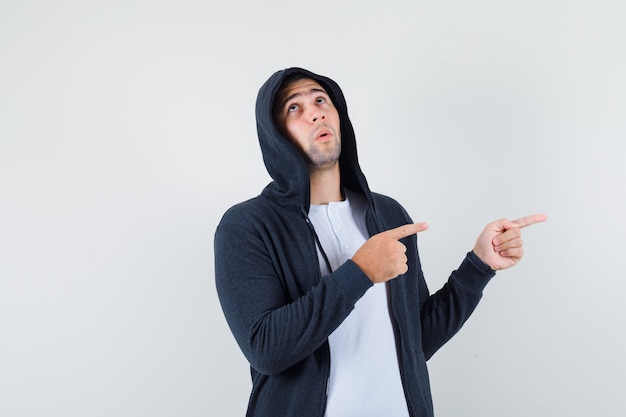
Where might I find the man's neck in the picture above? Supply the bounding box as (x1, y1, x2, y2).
(309, 163, 343, 205)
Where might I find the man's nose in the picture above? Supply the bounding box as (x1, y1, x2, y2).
(310, 110, 325, 123)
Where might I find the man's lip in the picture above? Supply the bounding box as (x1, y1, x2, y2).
(315, 128, 332, 140)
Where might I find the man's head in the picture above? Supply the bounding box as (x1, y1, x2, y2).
(273, 75, 342, 172)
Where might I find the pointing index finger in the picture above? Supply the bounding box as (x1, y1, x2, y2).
(512, 213, 548, 229)
(384, 222, 429, 240)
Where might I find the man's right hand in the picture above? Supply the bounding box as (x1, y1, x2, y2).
(352, 223, 429, 284)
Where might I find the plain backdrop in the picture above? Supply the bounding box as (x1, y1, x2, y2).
(1, 1, 625, 416)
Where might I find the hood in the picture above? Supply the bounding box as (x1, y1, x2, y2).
(256, 67, 372, 212)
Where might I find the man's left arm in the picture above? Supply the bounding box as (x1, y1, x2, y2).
(419, 214, 547, 358)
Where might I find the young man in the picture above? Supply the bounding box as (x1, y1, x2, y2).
(214, 67, 546, 417)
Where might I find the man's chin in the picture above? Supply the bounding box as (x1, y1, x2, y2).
(307, 158, 340, 173)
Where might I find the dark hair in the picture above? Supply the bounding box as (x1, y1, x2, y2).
(279, 72, 312, 89)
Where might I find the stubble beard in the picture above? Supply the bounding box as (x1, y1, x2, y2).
(305, 132, 341, 174)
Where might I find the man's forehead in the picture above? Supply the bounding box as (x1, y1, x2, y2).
(276, 78, 328, 107)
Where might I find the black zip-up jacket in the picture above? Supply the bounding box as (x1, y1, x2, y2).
(214, 67, 495, 417)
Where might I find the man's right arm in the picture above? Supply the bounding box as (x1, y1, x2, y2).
(214, 220, 372, 376)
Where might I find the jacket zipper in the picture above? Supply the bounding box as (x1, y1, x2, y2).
(301, 208, 332, 417)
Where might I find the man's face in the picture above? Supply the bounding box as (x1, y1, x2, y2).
(274, 78, 341, 171)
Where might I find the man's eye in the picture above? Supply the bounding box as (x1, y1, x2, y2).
(287, 104, 298, 112)
(315, 97, 326, 104)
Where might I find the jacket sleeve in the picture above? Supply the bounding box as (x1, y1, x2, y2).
(418, 251, 495, 359)
(214, 218, 373, 376)
(371, 193, 495, 360)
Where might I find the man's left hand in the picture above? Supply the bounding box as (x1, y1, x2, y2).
(472, 214, 547, 271)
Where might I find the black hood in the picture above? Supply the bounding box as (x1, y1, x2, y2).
(256, 67, 372, 212)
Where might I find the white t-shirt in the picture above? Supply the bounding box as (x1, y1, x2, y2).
(308, 191, 410, 417)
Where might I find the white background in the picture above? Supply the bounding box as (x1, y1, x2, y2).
(1, 1, 625, 416)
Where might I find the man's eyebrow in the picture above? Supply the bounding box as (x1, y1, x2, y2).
(280, 88, 329, 109)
